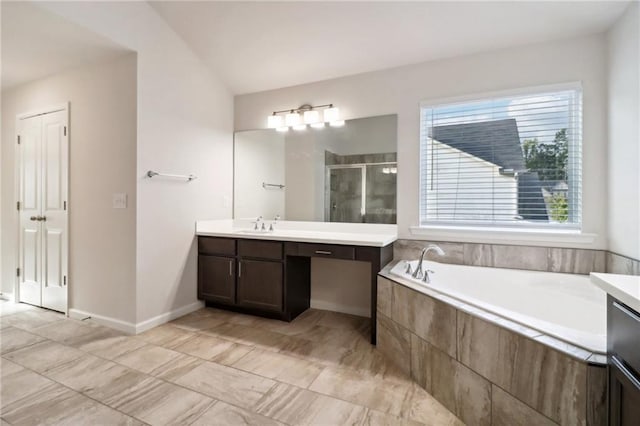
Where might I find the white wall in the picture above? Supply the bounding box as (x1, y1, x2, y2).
(1, 54, 138, 323)
(234, 130, 285, 220)
(40, 2, 234, 327)
(235, 34, 608, 249)
(607, 2, 640, 260)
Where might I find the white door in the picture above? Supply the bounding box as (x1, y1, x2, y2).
(18, 108, 68, 313)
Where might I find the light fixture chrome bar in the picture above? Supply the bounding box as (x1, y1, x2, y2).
(271, 103, 334, 115)
(146, 170, 197, 182)
(262, 182, 285, 189)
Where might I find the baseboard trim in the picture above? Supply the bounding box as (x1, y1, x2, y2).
(135, 301, 205, 334)
(310, 300, 370, 318)
(68, 301, 205, 335)
(68, 308, 137, 334)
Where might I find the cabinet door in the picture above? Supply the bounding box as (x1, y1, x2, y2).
(609, 357, 640, 426)
(237, 259, 283, 312)
(198, 255, 235, 305)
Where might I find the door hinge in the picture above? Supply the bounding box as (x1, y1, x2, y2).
(63, 126, 67, 136)
(16, 268, 20, 277)
(64, 201, 67, 211)
(17, 201, 20, 211)
(63, 275, 67, 286)
(17, 135, 20, 144)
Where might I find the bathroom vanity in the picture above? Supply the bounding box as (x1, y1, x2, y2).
(591, 273, 640, 425)
(196, 220, 396, 344)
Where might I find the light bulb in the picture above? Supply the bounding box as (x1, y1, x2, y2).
(285, 112, 301, 127)
(267, 114, 283, 129)
(329, 120, 345, 127)
(323, 106, 340, 123)
(303, 110, 320, 124)
(293, 124, 307, 131)
(310, 122, 325, 129)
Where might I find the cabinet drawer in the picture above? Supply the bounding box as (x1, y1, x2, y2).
(198, 237, 236, 256)
(608, 296, 640, 375)
(296, 243, 355, 261)
(238, 240, 283, 261)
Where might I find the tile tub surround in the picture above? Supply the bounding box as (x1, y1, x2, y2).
(394, 239, 640, 276)
(377, 275, 607, 426)
(0, 300, 463, 426)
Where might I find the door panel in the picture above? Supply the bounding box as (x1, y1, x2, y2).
(44, 120, 63, 210)
(41, 110, 68, 312)
(19, 115, 42, 307)
(18, 109, 68, 313)
(237, 259, 283, 312)
(198, 255, 236, 305)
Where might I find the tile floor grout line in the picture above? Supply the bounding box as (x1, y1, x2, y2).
(1, 353, 152, 426)
(2, 306, 459, 425)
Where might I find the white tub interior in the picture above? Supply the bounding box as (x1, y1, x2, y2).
(389, 260, 607, 353)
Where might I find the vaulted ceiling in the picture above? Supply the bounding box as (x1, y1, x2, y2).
(150, 1, 630, 95)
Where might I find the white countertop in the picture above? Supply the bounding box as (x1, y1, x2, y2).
(591, 273, 640, 312)
(196, 219, 397, 247)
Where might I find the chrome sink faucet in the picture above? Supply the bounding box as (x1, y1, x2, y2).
(253, 216, 263, 231)
(412, 244, 445, 280)
(269, 215, 280, 231)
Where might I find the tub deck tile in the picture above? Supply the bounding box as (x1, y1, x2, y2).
(457, 311, 587, 425)
(391, 284, 457, 358)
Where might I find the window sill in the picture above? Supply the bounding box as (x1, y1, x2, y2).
(409, 225, 597, 246)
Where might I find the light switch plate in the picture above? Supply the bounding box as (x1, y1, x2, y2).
(112, 193, 127, 209)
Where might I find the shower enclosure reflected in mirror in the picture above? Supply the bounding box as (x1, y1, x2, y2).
(234, 114, 397, 224)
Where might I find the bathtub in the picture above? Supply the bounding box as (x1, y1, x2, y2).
(389, 259, 607, 354)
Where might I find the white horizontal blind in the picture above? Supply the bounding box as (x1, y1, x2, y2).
(420, 88, 582, 229)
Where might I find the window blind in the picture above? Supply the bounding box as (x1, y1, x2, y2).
(419, 88, 582, 229)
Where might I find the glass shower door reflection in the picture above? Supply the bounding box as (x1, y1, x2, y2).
(327, 166, 364, 223)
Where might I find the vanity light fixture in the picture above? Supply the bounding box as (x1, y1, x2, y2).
(266, 103, 342, 130)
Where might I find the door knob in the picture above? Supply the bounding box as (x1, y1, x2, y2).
(39, 216, 47, 222)
(30, 216, 37, 221)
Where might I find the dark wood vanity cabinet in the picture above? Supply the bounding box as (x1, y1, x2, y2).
(198, 255, 236, 305)
(607, 295, 640, 426)
(197, 235, 393, 343)
(198, 237, 287, 317)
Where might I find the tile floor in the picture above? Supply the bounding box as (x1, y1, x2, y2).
(0, 300, 463, 425)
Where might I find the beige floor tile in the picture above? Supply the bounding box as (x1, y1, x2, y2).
(0, 301, 40, 317)
(114, 344, 183, 375)
(45, 353, 133, 393)
(1, 310, 65, 331)
(30, 318, 101, 343)
(173, 333, 252, 364)
(64, 325, 124, 348)
(3, 340, 85, 373)
(191, 400, 285, 426)
(83, 367, 159, 407)
(137, 323, 195, 348)
(116, 380, 213, 425)
(407, 384, 465, 425)
(0, 359, 61, 408)
(170, 311, 227, 331)
(77, 334, 147, 360)
(254, 382, 367, 426)
(203, 322, 311, 353)
(2, 384, 143, 425)
(174, 360, 276, 409)
(154, 353, 205, 382)
(361, 409, 427, 426)
(308, 366, 415, 417)
(232, 348, 325, 388)
(0, 327, 46, 355)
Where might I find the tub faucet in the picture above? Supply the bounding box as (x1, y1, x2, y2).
(412, 244, 445, 280)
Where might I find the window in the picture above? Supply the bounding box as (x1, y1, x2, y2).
(419, 87, 582, 230)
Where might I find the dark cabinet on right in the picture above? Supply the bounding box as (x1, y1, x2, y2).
(237, 259, 283, 312)
(607, 295, 640, 426)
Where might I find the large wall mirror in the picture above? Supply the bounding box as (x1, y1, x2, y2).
(234, 114, 397, 224)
